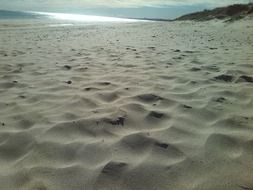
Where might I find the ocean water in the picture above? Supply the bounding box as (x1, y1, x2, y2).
(0, 10, 42, 19)
(0, 10, 140, 23)
(0, 10, 143, 29)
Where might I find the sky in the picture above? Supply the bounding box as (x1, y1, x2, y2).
(0, 0, 252, 19)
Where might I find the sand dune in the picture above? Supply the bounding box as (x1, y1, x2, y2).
(0, 19, 253, 190)
(175, 3, 253, 21)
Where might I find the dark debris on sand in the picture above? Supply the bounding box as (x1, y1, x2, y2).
(183, 105, 193, 109)
(19, 95, 26, 99)
(239, 75, 253, 83)
(149, 111, 164, 119)
(137, 94, 164, 103)
(108, 117, 125, 126)
(216, 97, 226, 103)
(214, 74, 234, 82)
(99, 82, 111, 86)
(66, 81, 72, 84)
(64, 65, 72, 70)
(190, 67, 201, 72)
(102, 162, 128, 174)
(155, 142, 169, 149)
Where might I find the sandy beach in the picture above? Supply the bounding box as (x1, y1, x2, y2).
(0, 18, 253, 190)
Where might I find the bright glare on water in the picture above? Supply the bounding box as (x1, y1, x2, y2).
(33, 12, 140, 22)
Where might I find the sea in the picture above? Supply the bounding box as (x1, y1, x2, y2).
(0, 10, 145, 30)
(0, 10, 141, 24)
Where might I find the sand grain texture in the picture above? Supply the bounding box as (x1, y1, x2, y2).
(0, 19, 253, 190)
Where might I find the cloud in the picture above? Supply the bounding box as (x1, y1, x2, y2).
(1, 0, 253, 10)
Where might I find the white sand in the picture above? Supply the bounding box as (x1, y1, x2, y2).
(0, 19, 253, 190)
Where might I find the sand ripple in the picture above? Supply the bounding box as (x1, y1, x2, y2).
(0, 19, 253, 190)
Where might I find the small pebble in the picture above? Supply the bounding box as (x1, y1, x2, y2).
(64, 65, 71, 70)
(183, 105, 192, 109)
